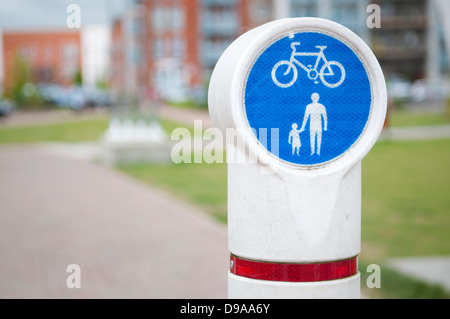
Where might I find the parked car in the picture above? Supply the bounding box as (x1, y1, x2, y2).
(387, 76, 412, 101)
(0, 99, 13, 117)
(39, 84, 114, 110)
(38, 84, 64, 105)
(82, 86, 114, 107)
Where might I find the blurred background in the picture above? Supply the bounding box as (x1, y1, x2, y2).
(0, 0, 448, 112)
(0, 0, 449, 299)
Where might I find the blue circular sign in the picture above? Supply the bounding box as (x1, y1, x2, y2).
(244, 31, 372, 167)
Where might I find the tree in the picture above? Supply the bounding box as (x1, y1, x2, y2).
(9, 55, 31, 106)
(73, 68, 83, 86)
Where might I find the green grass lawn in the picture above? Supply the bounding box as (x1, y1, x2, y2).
(0, 115, 181, 145)
(0, 109, 447, 145)
(388, 109, 450, 127)
(361, 139, 450, 262)
(359, 259, 450, 299)
(0, 117, 110, 144)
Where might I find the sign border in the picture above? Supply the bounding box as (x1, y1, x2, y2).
(241, 28, 375, 170)
(209, 17, 387, 175)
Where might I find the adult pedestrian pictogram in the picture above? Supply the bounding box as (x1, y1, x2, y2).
(299, 93, 328, 156)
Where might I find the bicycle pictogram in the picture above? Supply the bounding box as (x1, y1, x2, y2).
(271, 42, 346, 88)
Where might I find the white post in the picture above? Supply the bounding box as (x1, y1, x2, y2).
(208, 18, 387, 299)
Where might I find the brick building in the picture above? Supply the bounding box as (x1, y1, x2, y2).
(111, 0, 272, 101)
(142, 0, 202, 101)
(110, 19, 126, 95)
(2, 30, 82, 94)
(111, 0, 449, 103)
(110, 0, 370, 101)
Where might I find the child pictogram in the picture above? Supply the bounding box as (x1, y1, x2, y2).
(288, 123, 302, 156)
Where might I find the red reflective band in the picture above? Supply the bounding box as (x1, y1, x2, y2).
(230, 255, 358, 282)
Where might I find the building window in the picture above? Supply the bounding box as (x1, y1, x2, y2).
(249, 0, 271, 25)
(153, 38, 164, 58)
(60, 42, 79, 78)
(19, 44, 39, 62)
(332, 1, 359, 31)
(151, 5, 185, 32)
(173, 37, 186, 58)
(291, 0, 318, 17)
(172, 6, 185, 31)
(152, 6, 167, 31)
(44, 44, 53, 62)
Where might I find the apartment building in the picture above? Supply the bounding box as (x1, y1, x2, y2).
(111, 0, 272, 101)
(2, 30, 82, 94)
(370, 0, 427, 80)
(369, 0, 449, 101)
(110, 19, 126, 94)
(111, 0, 449, 102)
(288, 0, 370, 41)
(143, 0, 201, 101)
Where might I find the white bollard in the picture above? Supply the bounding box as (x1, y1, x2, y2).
(208, 18, 387, 299)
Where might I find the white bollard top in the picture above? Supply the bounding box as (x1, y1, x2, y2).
(209, 18, 387, 175)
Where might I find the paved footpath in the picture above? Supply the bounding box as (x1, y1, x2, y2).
(0, 146, 228, 298)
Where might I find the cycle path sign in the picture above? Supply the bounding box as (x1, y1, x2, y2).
(245, 30, 376, 168)
(209, 18, 387, 299)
